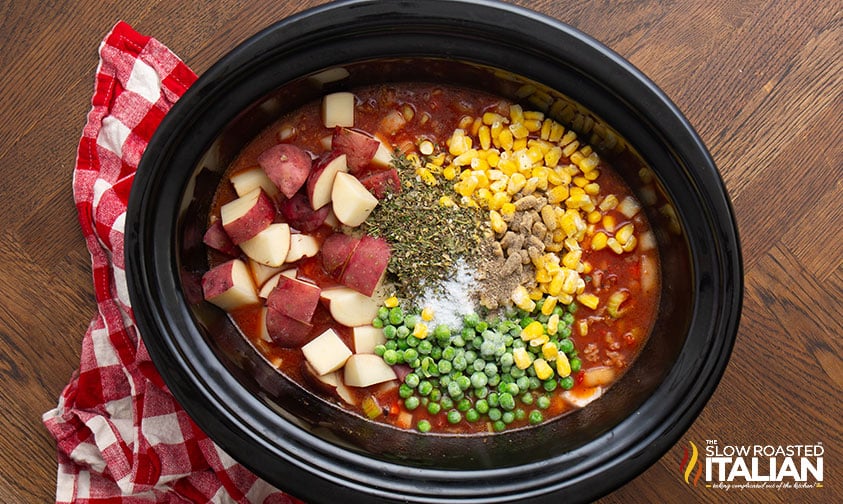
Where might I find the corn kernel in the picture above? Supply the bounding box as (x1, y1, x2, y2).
(558, 292, 574, 305)
(556, 353, 572, 378)
(577, 293, 599, 310)
(513, 347, 533, 370)
(460, 195, 478, 208)
(582, 261, 593, 274)
(384, 296, 399, 308)
(540, 118, 553, 140)
(509, 104, 524, 123)
(579, 152, 600, 173)
(584, 168, 600, 181)
(560, 209, 585, 237)
(477, 125, 492, 150)
(453, 148, 479, 167)
(541, 296, 558, 316)
(622, 235, 638, 252)
(535, 268, 552, 283)
(523, 119, 543, 132)
(512, 285, 536, 312)
(498, 128, 514, 151)
(586, 210, 602, 224)
(559, 130, 577, 147)
(521, 321, 545, 341)
(547, 313, 560, 335)
(455, 176, 478, 197)
(416, 167, 437, 185)
(591, 232, 608, 250)
(562, 249, 582, 270)
(578, 319, 589, 336)
(419, 139, 434, 155)
(489, 191, 509, 211)
(573, 176, 588, 188)
(570, 151, 584, 166)
(448, 129, 470, 156)
(421, 306, 435, 321)
(507, 172, 527, 194)
(616, 223, 635, 244)
(490, 210, 507, 234)
(534, 358, 554, 380)
(500, 202, 516, 217)
(549, 121, 565, 142)
(413, 322, 429, 339)
(483, 111, 506, 125)
(547, 272, 564, 296)
(486, 150, 501, 168)
(607, 237, 624, 254)
(584, 182, 600, 195)
(547, 185, 569, 204)
(513, 138, 528, 152)
(561, 269, 579, 295)
(541, 342, 559, 361)
(443, 165, 458, 180)
(509, 122, 530, 139)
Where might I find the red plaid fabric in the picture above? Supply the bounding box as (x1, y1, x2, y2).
(41, 21, 302, 504)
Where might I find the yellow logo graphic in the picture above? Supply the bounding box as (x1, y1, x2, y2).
(680, 441, 703, 486)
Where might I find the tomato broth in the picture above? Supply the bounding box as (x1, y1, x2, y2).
(203, 82, 660, 434)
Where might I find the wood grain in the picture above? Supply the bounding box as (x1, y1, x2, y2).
(1, 1, 839, 502)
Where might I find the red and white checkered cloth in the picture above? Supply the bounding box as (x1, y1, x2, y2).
(41, 21, 303, 504)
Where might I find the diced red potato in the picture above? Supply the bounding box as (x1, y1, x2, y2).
(257, 143, 313, 199)
(220, 188, 276, 244)
(229, 166, 279, 199)
(265, 307, 314, 348)
(279, 193, 330, 233)
(285, 234, 320, 263)
(370, 135, 394, 168)
(203, 220, 239, 256)
(308, 67, 350, 86)
(266, 275, 322, 324)
(352, 325, 387, 354)
(301, 328, 353, 376)
(359, 169, 401, 199)
(306, 153, 348, 210)
(580, 366, 616, 388)
(343, 354, 398, 387)
(335, 378, 358, 406)
(340, 235, 391, 297)
(239, 222, 291, 267)
(257, 307, 271, 343)
(321, 92, 355, 128)
(319, 286, 381, 327)
(249, 259, 284, 288)
(319, 232, 361, 278)
(201, 258, 260, 311)
(331, 127, 380, 174)
(301, 361, 339, 395)
(259, 269, 298, 298)
(331, 172, 379, 227)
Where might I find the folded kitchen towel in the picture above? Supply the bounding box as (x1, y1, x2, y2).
(41, 21, 302, 504)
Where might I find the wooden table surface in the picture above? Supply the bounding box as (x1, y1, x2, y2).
(1, 0, 840, 502)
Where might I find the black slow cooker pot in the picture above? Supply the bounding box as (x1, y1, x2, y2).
(125, 1, 742, 502)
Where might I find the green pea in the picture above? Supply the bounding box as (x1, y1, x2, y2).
(568, 302, 578, 314)
(521, 392, 534, 405)
(442, 346, 456, 361)
(417, 419, 432, 432)
(374, 344, 386, 357)
(440, 396, 454, 410)
(515, 408, 526, 421)
(473, 359, 486, 372)
(451, 334, 466, 348)
(383, 325, 397, 339)
(488, 392, 500, 407)
(418, 340, 433, 355)
(500, 352, 514, 368)
(430, 347, 442, 360)
(520, 316, 534, 328)
(388, 306, 404, 325)
(529, 376, 541, 390)
(504, 382, 520, 396)
(404, 396, 420, 410)
(452, 354, 467, 371)
(475, 399, 490, 414)
(385, 340, 398, 351)
(559, 338, 574, 354)
(559, 376, 575, 390)
(516, 376, 530, 392)
(502, 411, 515, 424)
(499, 392, 516, 411)
(536, 395, 551, 410)
(418, 380, 433, 396)
(543, 379, 558, 392)
(439, 375, 451, 388)
(463, 313, 480, 328)
(562, 312, 575, 325)
(470, 372, 488, 389)
(529, 410, 544, 424)
(558, 326, 572, 338)
(474, 386, 489, 399)
(447, 380, 463, 398)
(403, 349, 419, 364)
(510, 367, 525, 379)
(383, 349, 400, 365)
(397, 325, 410, 338)
(377, 306, 390, 320)
(475, 320, 489, 332)
(372, 317, 384, 328)
(438, 360, 452, 375)
(570, 357, 582, 373)
(398, 383, 413, 399)
(493, 420, 507, 432)
(484, 362, 499, 377)
(466, 408, 480, 422)
(405, 373, 420, 388)
(461, 327, 476, 341)
(434, 324, 451, 340)
(488, 407, 502, 421)
(457, 398, 471, 412)
(447, 409, 462, 424)
(429, 388, 442, 402)
(404, 314, 418, 329)
(487, 374, 501, 387)
(427, 401, 441, 415)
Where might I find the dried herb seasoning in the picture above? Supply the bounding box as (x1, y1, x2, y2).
(363, 153, 488, 301)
